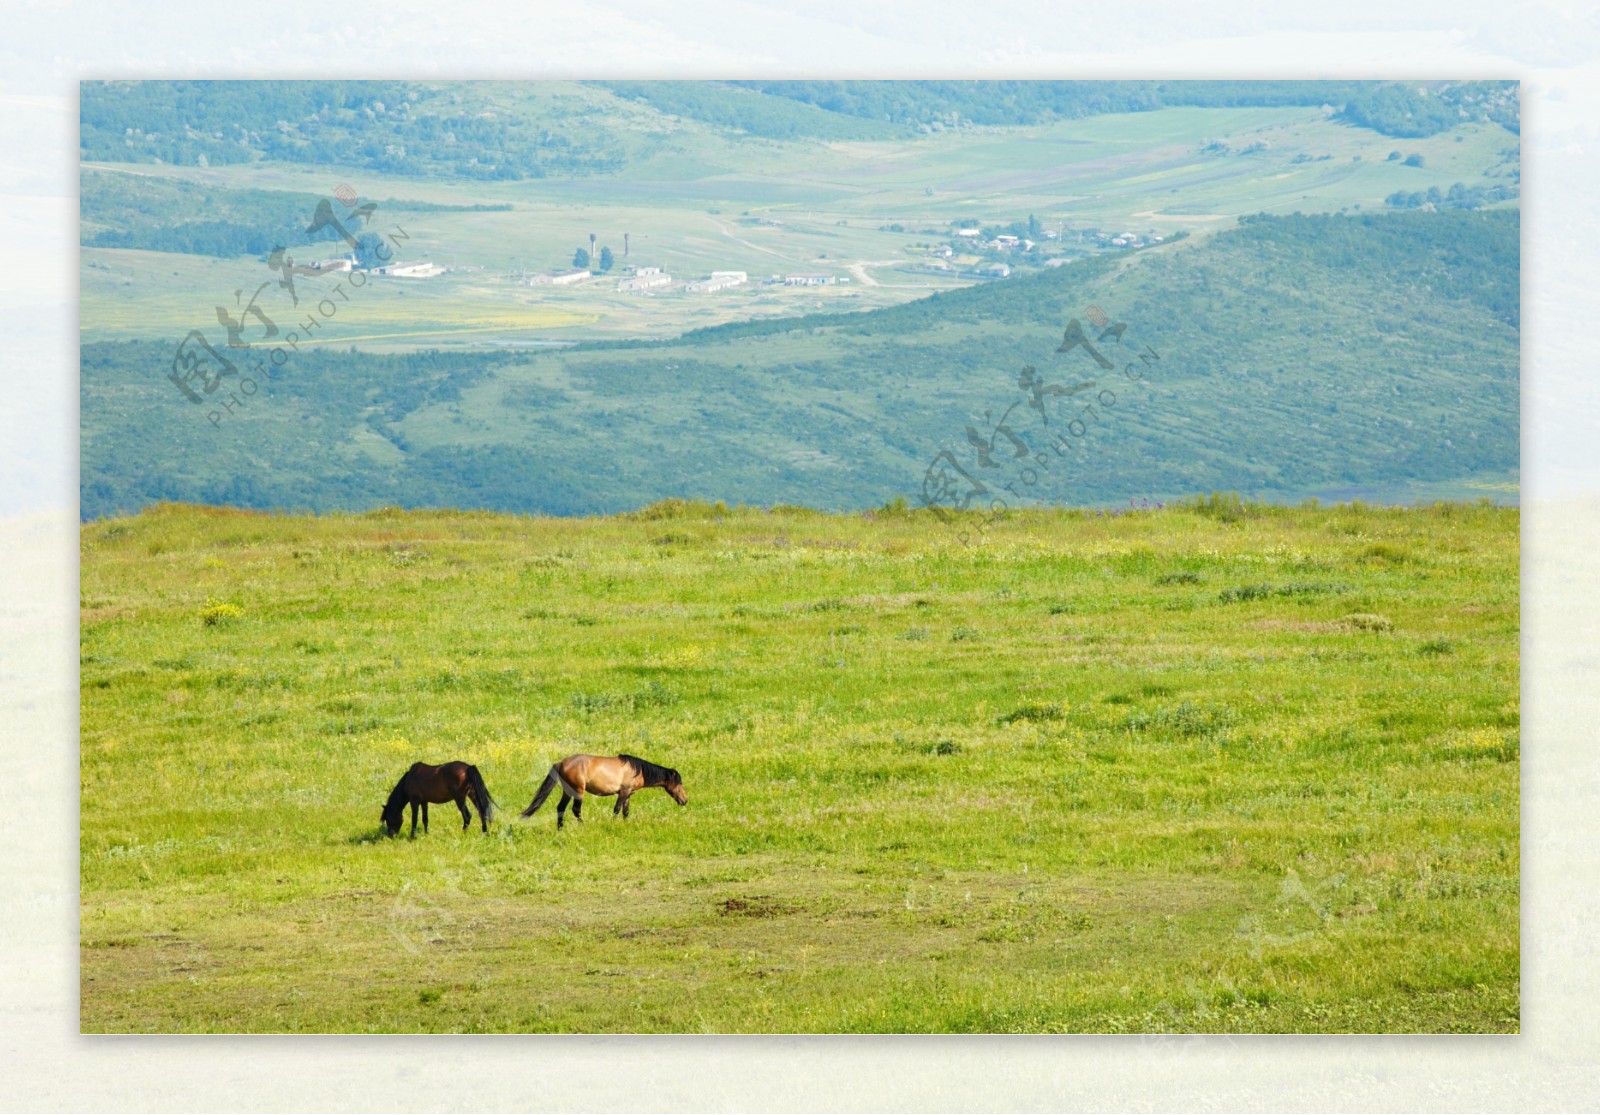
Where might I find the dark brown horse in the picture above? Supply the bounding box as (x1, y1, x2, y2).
(520, 754, 686, 829)
(382, 761, 497, 837)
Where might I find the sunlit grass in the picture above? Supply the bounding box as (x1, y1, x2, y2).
(80, 499, 1518, 1032)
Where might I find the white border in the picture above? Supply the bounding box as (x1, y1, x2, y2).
(4, 1, 1597, 1109)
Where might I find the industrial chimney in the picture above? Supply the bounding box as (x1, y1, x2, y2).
(623, 232, 630, 257)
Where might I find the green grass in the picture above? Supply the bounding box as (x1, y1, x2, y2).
(80, 499, 1519, 1032)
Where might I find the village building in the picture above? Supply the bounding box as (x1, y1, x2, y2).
(784, 273, 835, 286)
(685, 270, 747, 293)
(373, 261, 445, 278)
(618, 265, 672, 293)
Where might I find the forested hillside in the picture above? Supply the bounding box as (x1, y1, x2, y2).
(81, 81, 630, 179)
(79, 169, 510, 258)
(80, 79, 1519, 178)
(80, 209, 1517, 520)
(716, 80, 1517, 136)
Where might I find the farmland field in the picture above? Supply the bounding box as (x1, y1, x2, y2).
(79, 499, 1519, 1033)
(79, 91, 1519, 347)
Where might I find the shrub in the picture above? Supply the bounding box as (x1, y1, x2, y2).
(629, 498, 728, 521)
(1220, 582, 1349, 603)
(1156, 571, 1203, 585)
(199, 599, 242, 626)
(571, 681, 678, 714)
(1182, 491, 1252, 522)
(1360, 543, 1412, 564)
(1219, 584, 1272, 604)
(1124, 700, 1238, 738)
(997, 703, 1065, 725)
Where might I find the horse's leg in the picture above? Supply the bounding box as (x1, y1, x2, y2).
(572, 796, 583, 823)
(618, 790, 632, 820)
(409, 801, 418, 838)
(457, 793, 471, 830)
(422, 802, 429, 833)
(556, 794, 569, 829)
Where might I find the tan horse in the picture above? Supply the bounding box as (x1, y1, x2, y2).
(519, 754, 687, 828)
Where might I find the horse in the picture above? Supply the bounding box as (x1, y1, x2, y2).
(519, 754, 686, 829)
(381, 761, 497, 837)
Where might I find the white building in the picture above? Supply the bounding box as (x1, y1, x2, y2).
(374, 261, 445, 278)
(784, 273, 834, 286)
(685, 270, 747, 293)
(548, 268, 591, 286)
(618, 269, 673, 292)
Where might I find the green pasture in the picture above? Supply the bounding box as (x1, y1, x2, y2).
(81, 102, 1517, 348)
(80, 499, 1518, 1033)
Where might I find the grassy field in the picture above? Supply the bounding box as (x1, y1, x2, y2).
(79, 499, 1519, 1033)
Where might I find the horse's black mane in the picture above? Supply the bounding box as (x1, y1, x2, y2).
(381, 774, 409, 824)
(620, 754, 676, 785)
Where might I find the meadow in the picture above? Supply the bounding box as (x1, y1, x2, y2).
(79, 498, 1519, 1033)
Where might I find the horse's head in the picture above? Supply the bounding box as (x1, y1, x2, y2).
(664, 769, 687, 806)
(380, 796, 405, 835)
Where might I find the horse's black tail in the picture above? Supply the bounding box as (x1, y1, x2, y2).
(466, 764, 497, 824)
(520, 766, 559, 818)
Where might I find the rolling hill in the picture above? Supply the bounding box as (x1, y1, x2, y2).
(79, 208, 1518, 520)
